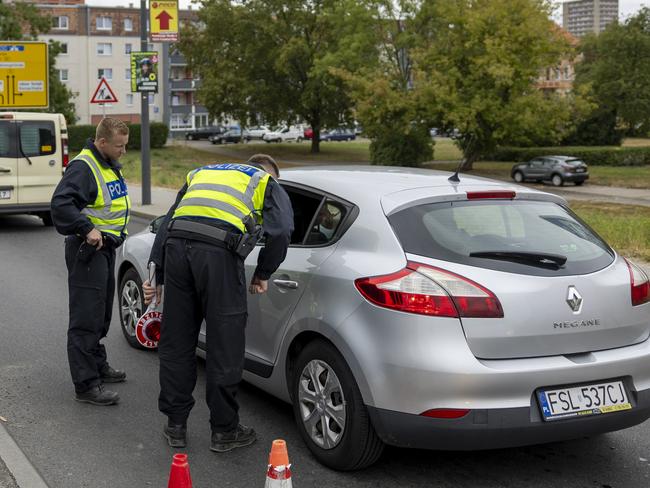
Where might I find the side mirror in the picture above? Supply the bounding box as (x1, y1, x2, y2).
(149, 215, 166, 234)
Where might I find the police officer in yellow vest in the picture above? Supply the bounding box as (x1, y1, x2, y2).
(51, 118, 130, 406)
(143, 154, 293, 452)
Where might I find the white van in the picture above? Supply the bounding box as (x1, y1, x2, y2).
(0, 112, 69, 226)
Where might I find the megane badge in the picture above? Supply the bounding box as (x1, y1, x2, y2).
(566, 286, 583, 313)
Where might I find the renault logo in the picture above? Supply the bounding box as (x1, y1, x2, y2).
(566, 286, 583, 313)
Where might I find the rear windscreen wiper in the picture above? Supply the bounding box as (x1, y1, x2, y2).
(469, 251, 567, 269)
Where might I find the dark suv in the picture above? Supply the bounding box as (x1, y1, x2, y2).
(511, 155, 589, 187)
(209, 127, 242, 144)
(185, 126, 223, 140)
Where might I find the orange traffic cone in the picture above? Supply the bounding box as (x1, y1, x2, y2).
(264, 439, 292, 487)
(167, 453, 192, 488)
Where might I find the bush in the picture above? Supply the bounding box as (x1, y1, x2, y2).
(488, 146, 650, 166)
(562, 109, 623, 146)
(68, 122, 169, 151)
(369, 127, 433, 167)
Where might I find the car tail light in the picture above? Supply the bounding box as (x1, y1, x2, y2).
(354, 262, 503, 318)
(62, 137, 69, 168)
(625, 258, 650, 306)
(420, 408, 470, 419)
(466, 191, 516, 200)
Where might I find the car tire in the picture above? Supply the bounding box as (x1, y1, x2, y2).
(513, 171, 524, 183)
(575, 181, 584, 186)
(291, 339, 384, 471)
(297, 137, 303, 143)
(551, 174, 564, 187)
(40, 211, 54, 227)
(118, 267, 149, 350)
(186, 134, 194, 141)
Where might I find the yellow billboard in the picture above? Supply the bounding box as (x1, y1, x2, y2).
(150, 0, 179, 42)
(0, 41, 49, 109)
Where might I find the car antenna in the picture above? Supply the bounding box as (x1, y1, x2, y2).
(448, 133, 473, 183)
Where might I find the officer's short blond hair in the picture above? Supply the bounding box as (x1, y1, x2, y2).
(96, 118, 129, 142)
(247, 154, 280, 178)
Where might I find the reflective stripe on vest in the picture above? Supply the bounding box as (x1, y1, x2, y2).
(173, 163, 270, 233)
(75, 150, 130, 237)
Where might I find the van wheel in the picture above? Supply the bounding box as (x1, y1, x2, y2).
(119, 267, 149, 350)
(40, 212, 54, 227)
(292, 340, 384, 470)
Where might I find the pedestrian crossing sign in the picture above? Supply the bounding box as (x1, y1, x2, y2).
(90, 77, 118, 104)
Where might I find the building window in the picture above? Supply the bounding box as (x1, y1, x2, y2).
(172, 95, 180, 106)
(52, 16, 69, 30)
(148, 93, 155, 104)
(125, 43, 132, 55)
(98, 68, 113, 80)
(125, 68, 131, 80)
(171, 114, 192, 129)
(96, 16, 112, 30)
(58, 69, 68, 82)
(96, 43, 112, 56)
(126, 94, 134, 106)
(60, 43, 68, 55)
(124, 18, 134, 31)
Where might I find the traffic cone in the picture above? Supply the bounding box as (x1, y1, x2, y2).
(264, 439, 292, 488)
(167, 453, 192, 488)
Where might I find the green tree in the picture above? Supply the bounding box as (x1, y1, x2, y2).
(179, 0, 377, 153)
(0, 3, 77, 123)
(413, 0, 573, 169)
(575, 8, 650, 136)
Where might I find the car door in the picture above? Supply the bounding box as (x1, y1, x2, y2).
(0, 120, 18, 205)
(243, 185, 350, 372)
(17, 119, 61, 205)
(527, 158, 545, 180)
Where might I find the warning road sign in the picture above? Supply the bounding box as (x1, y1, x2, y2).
(0, 41, 49, 109)
(150, 0, 179, 42)
(90, 77, 118, 104)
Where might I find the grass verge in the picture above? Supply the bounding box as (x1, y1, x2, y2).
(569, 201, 650, 262)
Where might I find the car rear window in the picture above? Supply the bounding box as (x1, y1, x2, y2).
(566, 159, 585, 166)
(388, 200, 614, 276)
(19, 121, 56, 157)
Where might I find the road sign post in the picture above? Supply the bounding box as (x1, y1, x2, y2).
(0, 41, 49, 109)
(141, 0, 151, 206)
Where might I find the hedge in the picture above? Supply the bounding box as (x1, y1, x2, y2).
(68, 122, 168, 151)
(488, 146, 650, 166)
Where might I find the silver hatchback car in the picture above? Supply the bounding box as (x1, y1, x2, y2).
(116, 167, 650, 471)
(511, 155, 589, 186)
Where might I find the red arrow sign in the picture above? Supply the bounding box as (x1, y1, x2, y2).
(156, 10, 173, 30)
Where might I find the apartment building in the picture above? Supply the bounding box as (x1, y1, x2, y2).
(536, 27, 579, 96)
(562, 0, 619, 37)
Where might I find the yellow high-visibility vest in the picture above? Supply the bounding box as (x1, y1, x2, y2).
(173, 163, 270, 233)
(74, 149, 130, 237)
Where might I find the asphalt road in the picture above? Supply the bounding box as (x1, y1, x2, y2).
(1, 214, 650, 488)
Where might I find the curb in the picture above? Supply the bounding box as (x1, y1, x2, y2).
(129, 209, 160, 220)
(0, 423, 49, 488)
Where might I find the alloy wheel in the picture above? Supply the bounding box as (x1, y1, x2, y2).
(297, 359, 347, 450)
(120, 280, 143, 337)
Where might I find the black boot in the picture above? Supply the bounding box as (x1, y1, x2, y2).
(210, 424, 256, 452)
(163, 421, 187, 448)
(74, 385, 120, 406)
(100, 364, 127, 383)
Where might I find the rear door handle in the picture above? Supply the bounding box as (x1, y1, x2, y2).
(272, 279, 299, 290)
(0, 167, 11, 173)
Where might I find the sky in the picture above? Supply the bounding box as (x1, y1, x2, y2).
(83, 0, 649, 19)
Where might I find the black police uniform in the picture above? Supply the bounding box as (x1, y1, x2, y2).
(149, 167, 293, 435)
(51, 139, 129, 395)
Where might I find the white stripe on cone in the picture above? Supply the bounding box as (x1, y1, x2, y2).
(264, 464, 292, 488)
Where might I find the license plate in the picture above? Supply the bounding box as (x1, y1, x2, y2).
(537, 380, 632, 421)
(0, 190, 10, 199)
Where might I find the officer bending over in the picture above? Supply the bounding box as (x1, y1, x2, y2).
(143, 154, 293, 452)
(51, 117, 130, 406)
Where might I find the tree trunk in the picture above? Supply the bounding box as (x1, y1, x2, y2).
(311, 125, 321, 154)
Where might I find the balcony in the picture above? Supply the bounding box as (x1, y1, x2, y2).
(171, 104, 208, 114)
(170, 54, 187, 66)
(170, 79, 200, 91)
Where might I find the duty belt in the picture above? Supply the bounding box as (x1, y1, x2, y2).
(167, 219, 240, 248)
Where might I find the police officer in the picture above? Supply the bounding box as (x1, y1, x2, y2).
(143, 154, 293, 452)
(51, 117, 130, 406)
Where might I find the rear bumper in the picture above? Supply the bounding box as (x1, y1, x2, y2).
(368, 388, 650, 450)
(0, 203, 50, 215)
(562, 172, 589, 182)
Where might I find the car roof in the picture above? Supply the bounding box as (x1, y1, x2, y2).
(279, 166, 567, 213)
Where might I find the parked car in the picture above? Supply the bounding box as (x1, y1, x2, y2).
(116, 167, 650, 471)
(511, 155, 589, 187)
(184, 126, 223, 141)
(262, 126, 303, 143)
(209, 127, 242, 144)
(320, 128, 356, 142)
(303, 127, 314, 140)
(0, 111, 68, 226)
(243, 126, 270, 142)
